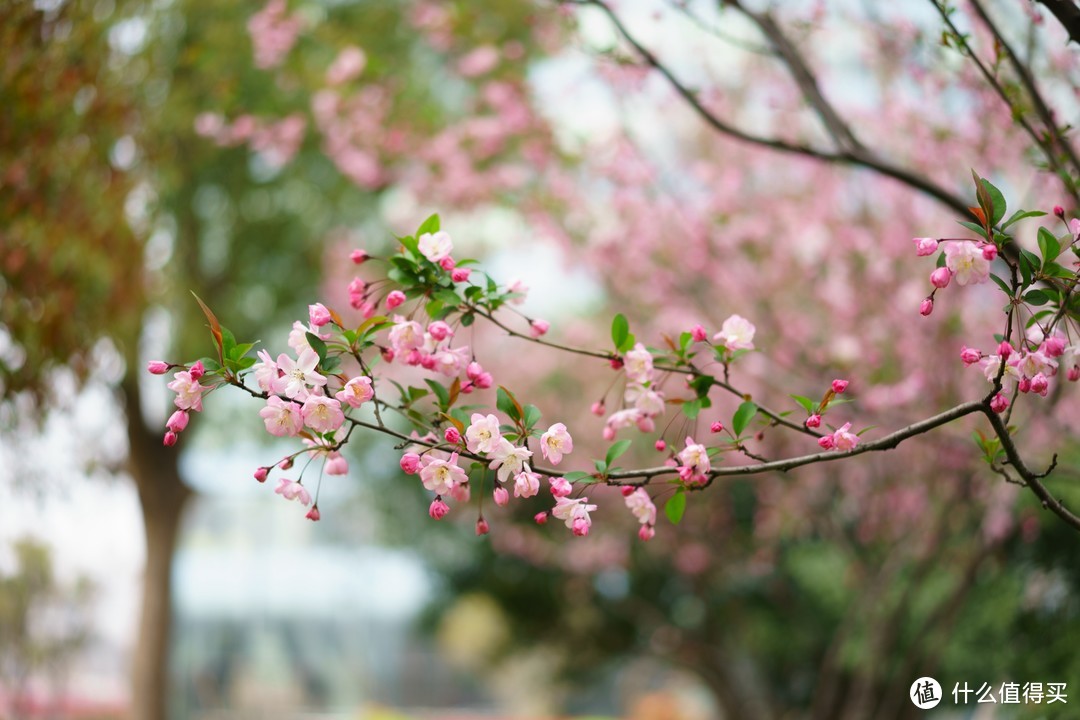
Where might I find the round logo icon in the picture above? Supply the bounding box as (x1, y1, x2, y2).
(910, 677, 943, 709)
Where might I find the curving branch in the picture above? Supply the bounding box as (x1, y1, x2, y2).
(1037, 0, 1080, 44)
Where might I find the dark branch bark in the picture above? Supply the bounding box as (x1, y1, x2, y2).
(1037, 0, 1080, 44)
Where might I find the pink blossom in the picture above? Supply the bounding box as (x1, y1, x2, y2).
(274, 478, 312, 506)
(259, 396, 303, 437)
(347, 277, 367, 309)
(552, 496, 597, 535)
(432, 346, 470, 377)
(386, 290, 406, 310)
(163, 431, 177, 447)
(444, 426, 461, 444)
(1068, 365, 1080, 382)
(690, 324, 707, 342)
(540, 422, 574, 465)
(998, 341, 1015, 359)
(428, 321, 453, 341)
(820, 422, 859, 452)
(417, 231, 453, 263)
(388, 318, 425, 353)
(805, 414, 821, 429)
(301, 395, 344, 433)
(624, 343, 654, 384)
(247, 0, 303, 70)
(817, 434, 835, 451)
(919, 298, 934, 316)
(167, 371, 205, 412)
(1019, 376, 1032, 393)
(253, 349, 279, 392)
(507, 278, 528, 304)
(489, 438, 532, 482)
(623, 487, 656, 526)
(166, 410, 189, 433)
(273, 349, 327, 399)
(514, 470, 541, 498)
(831, 379, 849, 394)
(591, 401, 606, 416)
(326, 46, 366, 85)
(420, 452, 468, 495)
(336, 376, 374, 408)
(550, 477, 572, 497)
(254, 467, 269, 483)
(493, 486, 510, 506)
(625, 383, 665, 417)
(465, 413, 503, 454)
(930, 267, 952, 289)
(655, 439, 667, 451)
(325, 453, 349, 475)
(534, 512, 548, 525)
(1071, 218, 1080, 243)
(981, 354, 1021, 386)
(451, 267, 471, 283)
(980, 243, 998, 261)
(638, 525, 655, 541)
(990, 393, 1009, 413)
(147, 360, 170, 375)
(309, 303, 332, 327)
(189, 360, 206, 380)
(429, 499, 449, 520)
(1054, 205, 1065, 218)
(306, 506, 321, 522)
(530, 319, 550, 338)
(476, 517, 490, 536)
(678, 437, 711, 475)
(457, 45, 500, 77)
(944, 241, 991, 286)
(913, 237, 939, 256)
(350, 249, 369, 264)
(400, 453, 421, 475)
(710, 421, 724, 433)
(1043, 335, 1067, 357)
(713, 314, 756, 351)
(1030, 373, 1050, 396)
(439, 257, 455, 271)
(960, 346, 982, 366)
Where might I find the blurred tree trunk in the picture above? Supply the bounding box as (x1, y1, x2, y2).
(123, 376, 191, 720)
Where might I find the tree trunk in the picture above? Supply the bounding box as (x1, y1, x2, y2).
(123, 377, 192, 720)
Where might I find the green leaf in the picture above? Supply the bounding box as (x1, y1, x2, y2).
(461, 313, 475, 327)
(320, 355, 341, 373)
(935, 251, 947, 268)
(496, 386, 521, 421)
(562, 471, 592, 484)
(1043, 261, 1076, 279)
(425, 379, 450, 410)
(618, 333, 637, 355)
(679, 331, 693, 351)
(682, 398, 702, 420)
(229, 341, 256, 361)
(416, 213, 440, 237)
(523, 404, 542, 430)
(989, 273, 1012, 296)
(665, 491, 687, 525)
(399, 234, 419, 256)
(1018, 251, 1034, 288)
(594, 459, 608, 474)
(790, 394, 816, 414)
(605, 439, 632, 467)
(305, 332, 328, 364)
(980, 178, 1006, 226)
(956, 220, 985, 236)
(1037, 227, 1061, 265)
(220, 326, 237, 359)
(732, 401, 758, 437)
(1023, 289, 1051, 306)
(611, 313, 629, 350)
(1001, 209, 1046, 230)
(434, 288, 461, 307)
(407, 386, 429, 403)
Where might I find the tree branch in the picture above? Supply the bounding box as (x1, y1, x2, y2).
(1037, 0, 1080, 44)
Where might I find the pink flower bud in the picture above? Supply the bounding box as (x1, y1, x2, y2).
(350, 249, 369, 264)
(990, 393, 1009, 413)
(602, 426, 616, 441)
(189, 360, 206, 380)
(439, 256, 456, 271)
(710, 421, 724, 433)
(429, 499, 449, 520)
(609, 357, 624, 370)
(980, 243, 998, 261)
(919, 298, 934, 316)
(428, 321, 452, 341)
(1054, 205, 1066, 218)
(420, 354, 436, 370)
(571, 517, 590, 537)
(817, 435, 835, 451)
(690, 325, 707, 343)
(400, 453, 421, 474)
(913, 237, 939, 256)
(831, 379, 849, 394)
(805, 413, 821, 429)
(466, 361, 484, 380)
(960, 346, 982, 366)
(166, 410, 189, 433)
(254, 467, 268, 483)
(998, 341, 1014, 358)
(493, 487, 509, 506)
(444, 426, 461, 444)
(590, 401, 605, 416)
(475, 372, 493, 389)
(386, 290, 406, 310)
(1019, 376, 1032, 393)
(306, 506, 321, 522)
(1068, 365, 1080, 382)
(930, 267, 952, 289)
(1043, 336, 1067, 357)
(309, 303, 332, 327)
(360, 301, 377, 319)
(636, 416, 655, 433)
(279, 458, 293, 470)
(475, 517, 490, 536)
(530, 319, 550, 338)
(534, 512, 548, 525)
(620, 485, 635, 497)
(638, 525, 655, 541)
(550, 477, 573, 497)
(654, 439, 667, 451)
(163, 431, 178, 447)
(147, 361, 170, 375)
(1031, 373, 1049, 396)
(406, 349, 423, 366)
(451, 267, 471, 283)
(381, 348, 395, 363)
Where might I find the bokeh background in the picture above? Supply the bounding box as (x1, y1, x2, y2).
(3, 0, 1080, 718)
